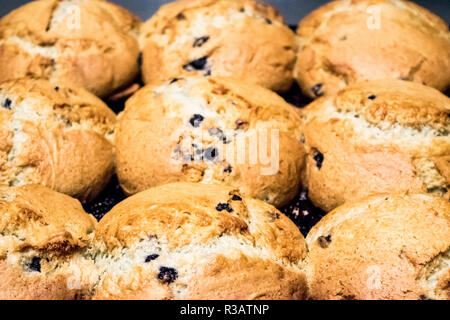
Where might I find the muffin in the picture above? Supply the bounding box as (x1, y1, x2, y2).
(0, 184, 97, 300)
(306, 193, 450, 300)
(115, 76, 305, 208)
(294, 0, 450, 98)
(91, 182, 308, 300)
(140, 0, 297, 92)
(0, 0, 140, 98)
(0, 77, 116, 202)
(300, 79, 450, 212)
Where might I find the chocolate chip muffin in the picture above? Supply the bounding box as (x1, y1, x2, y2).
(115, 76, 305, 208)
(140, 0, 297, 92)
(300, 80, 450, 212)
(91, 182, 308, 300)
(306, 193, 450, 300)
(0, 0, 140, 98)
(0, 78, 116, 202)
(294, 0, 450, 98)
(0, 184, 97, 300)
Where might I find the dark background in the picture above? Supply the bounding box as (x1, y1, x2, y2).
(1, 0, 449, 24)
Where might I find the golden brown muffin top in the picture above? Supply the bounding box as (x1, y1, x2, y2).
(95, 182, 306, 265)
(0, 184, 97, 256)
(306, 193, 450, 300)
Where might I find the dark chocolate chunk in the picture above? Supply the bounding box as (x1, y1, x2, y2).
(318, 235, 332, 248)
(232, 195, 242, 201)
(265, 18, 272, 24)
(193, 36, 210, 48)
(216, 203, 233, 213)
(311, 83, 324, 97)
(312, 148, 324, 170)
(427, 186, 448, 194)
(183, 56, 208, 71)
(239, 7, 245, 12)
(27, 257, 41, 272)
(189, 114, 204, 127)
(176, 13, 186, 20)
(54, 86, 59, 92)
(145, 254, 160, 262)
(204, 147, 218, 161)
(224, 165, 233, 173)
(368, 94, 377, 100)
(269, 212, 280, 221)
(170, 78, 180, 84)
(3, 98, 12, 110)
(157, 267, 178, 283)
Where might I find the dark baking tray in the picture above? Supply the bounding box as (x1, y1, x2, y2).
(83, 79, 325, 237)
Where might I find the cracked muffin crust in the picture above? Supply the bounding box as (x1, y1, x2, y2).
(294, 0, 450, 98)
(299, 79, 450, 212)
(0, 0, 140, 98)
(140, 0, 297, 92)
(0, 184, 97, 300)
(0, 78, 116, 202)
(115, 76, 305, 208)
(91, 182, 308, 300)
(306, 194, 450, 300)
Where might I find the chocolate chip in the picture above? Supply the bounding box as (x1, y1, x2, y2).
(176, 13, 186, 20)
(224, 166, 233, 173)
(3, 98, 12, 110)
(204, 147, 218, 161)
(170, 78, 180, 84)
(265, 18, 272, 24)
(216, 203, 233, 212)
(157, 267, 178, 283)
(27, 257, 41, 272)
(269, 212, 280, 221)
(183, 56, 208, 71)
(189, 114, 204, 127)
(193, 36, 210, 48)
(239, 7, 245, 12)
(318, 235, 332, 248)
(427, 186, 448, 194)
(145, 254, 160, 262)
(311, 83, 324, 97)
(54, 86, 59, 92)
(312, 148, 324, 169)
(368, 95, 376, 100)
(232, 195, 242, 201)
